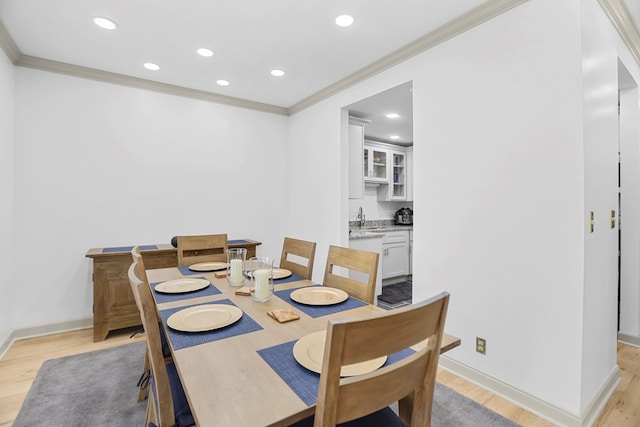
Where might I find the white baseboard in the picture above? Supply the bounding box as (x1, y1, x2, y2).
(438, 355, 619, 427)
(618, 332, 640, 348)
(0, 318, 93, 360)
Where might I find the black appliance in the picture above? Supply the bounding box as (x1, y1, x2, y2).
(394, 207, 413, 225)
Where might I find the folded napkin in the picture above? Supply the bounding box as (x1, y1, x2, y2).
(234, 286, 254, 296)
(267, 307, 300, 323)
(214, 271, 228, 278)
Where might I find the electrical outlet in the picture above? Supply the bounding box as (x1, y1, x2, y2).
(476, 337, 486, 355)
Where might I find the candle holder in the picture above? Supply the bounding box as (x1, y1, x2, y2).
(226, 248, 246, 287)
(247, 256, 273, 303)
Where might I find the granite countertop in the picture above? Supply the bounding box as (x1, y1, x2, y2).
(349, 223, 413, 240)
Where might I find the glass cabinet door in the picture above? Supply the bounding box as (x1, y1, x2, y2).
(364, 147, 388, 181)
(391, 152, 406, 199)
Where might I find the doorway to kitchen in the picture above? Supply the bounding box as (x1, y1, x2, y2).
(343, 81, 414, 307)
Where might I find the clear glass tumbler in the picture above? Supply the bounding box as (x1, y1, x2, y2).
(248, 256, 274, 302)
(226, 248, 246, 287)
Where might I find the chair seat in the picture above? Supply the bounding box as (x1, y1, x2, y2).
(291, 407, 406, 427)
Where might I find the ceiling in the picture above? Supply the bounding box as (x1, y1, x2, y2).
(347, 81, 413, 146)
(0, 0, 490, 110)
(1, 1, 640, 143)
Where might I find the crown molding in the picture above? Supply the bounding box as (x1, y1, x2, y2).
(599, 0, 640, 66)
(0, 19, 20, 63)
(288, 0, 529, 115)
(15, 55, 289, 115)
(0, 2, 529, 117)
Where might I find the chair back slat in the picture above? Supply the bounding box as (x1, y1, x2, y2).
(323, 245, 379, 304)
(280, 237, 317, 280)
(177, 234, 228, 266)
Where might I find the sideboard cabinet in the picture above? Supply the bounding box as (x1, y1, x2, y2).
(86, 239, 261, 341)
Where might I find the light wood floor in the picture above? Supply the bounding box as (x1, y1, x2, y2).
(0, 328, 637, 426)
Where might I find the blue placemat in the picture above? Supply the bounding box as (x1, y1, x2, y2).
(159, 299, 263, 350)
(228, 239, 251, 245)
(102, 244, 158, 253)
(275, 285, 368, 318)
(257, 340, 415, 406)
(274, 273, 306, 285)
(150, 278, 222, 304)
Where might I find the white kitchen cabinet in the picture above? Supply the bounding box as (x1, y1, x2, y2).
(390, 151, 406, 200)
(364, 141, 411, 201)
(364, 146, 388, 183)
(380, 230, 409, 279)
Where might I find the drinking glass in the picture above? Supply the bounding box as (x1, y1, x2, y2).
(247, 256, 274, 302)
(226, 248, 246, 286)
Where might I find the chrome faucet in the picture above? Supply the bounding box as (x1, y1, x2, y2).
(356, 207, 366, 228)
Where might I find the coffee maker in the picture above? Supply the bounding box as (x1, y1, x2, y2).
(394, 207, 413, 225)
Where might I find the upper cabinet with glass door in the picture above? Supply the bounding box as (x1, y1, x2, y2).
(364, 146, 388, 183)
(391, 152, 406, 200)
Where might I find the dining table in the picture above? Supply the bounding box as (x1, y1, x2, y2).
(146, 265, 461, 427)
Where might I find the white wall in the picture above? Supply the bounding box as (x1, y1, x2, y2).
(288, 0, 622, 420)
(348, 185, 413, 223)
(418, 0, 586, 415)
(580, 0, 621, 413)
(12, 68, 289, 330)
(0, 50, 15, 345)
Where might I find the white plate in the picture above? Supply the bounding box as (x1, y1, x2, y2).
(293, 331, 387, 376)
(188, 262, 228, 272)
(154, 278, 210, 294)
(167, 304, 243, 332)
(290, 287, 348, 305)
(245, 268, 293, 279)
(273, 268, 293, 279)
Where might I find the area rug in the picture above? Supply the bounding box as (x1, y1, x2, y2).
(378, 281, 412, 305)
(13, 341, 146, 427)
(14, 340, 521, 427)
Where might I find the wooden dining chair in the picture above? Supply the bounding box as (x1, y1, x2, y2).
(128, 262, 194, 427)
(293, 291, 450, 427)
(280, 237, 317, 280)
(130, 247, 173, 403)
(176, 233, 228, 266)
(323, 245, 379, 304)
(130, 247, 149, 402)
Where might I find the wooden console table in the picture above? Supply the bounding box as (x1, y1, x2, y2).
(85, 239, 261, 341)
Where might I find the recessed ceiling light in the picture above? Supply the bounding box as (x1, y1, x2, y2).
(93, 17, 117, 30)
(390, 135, 400, 140)
(216, 79, 230, 86)
(270, 69, 285, 77)
(335, 15, 354, 27)
(144, 62, 160, 71)
(386, 113, 400, 119)
(197, 48, 214, 57)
